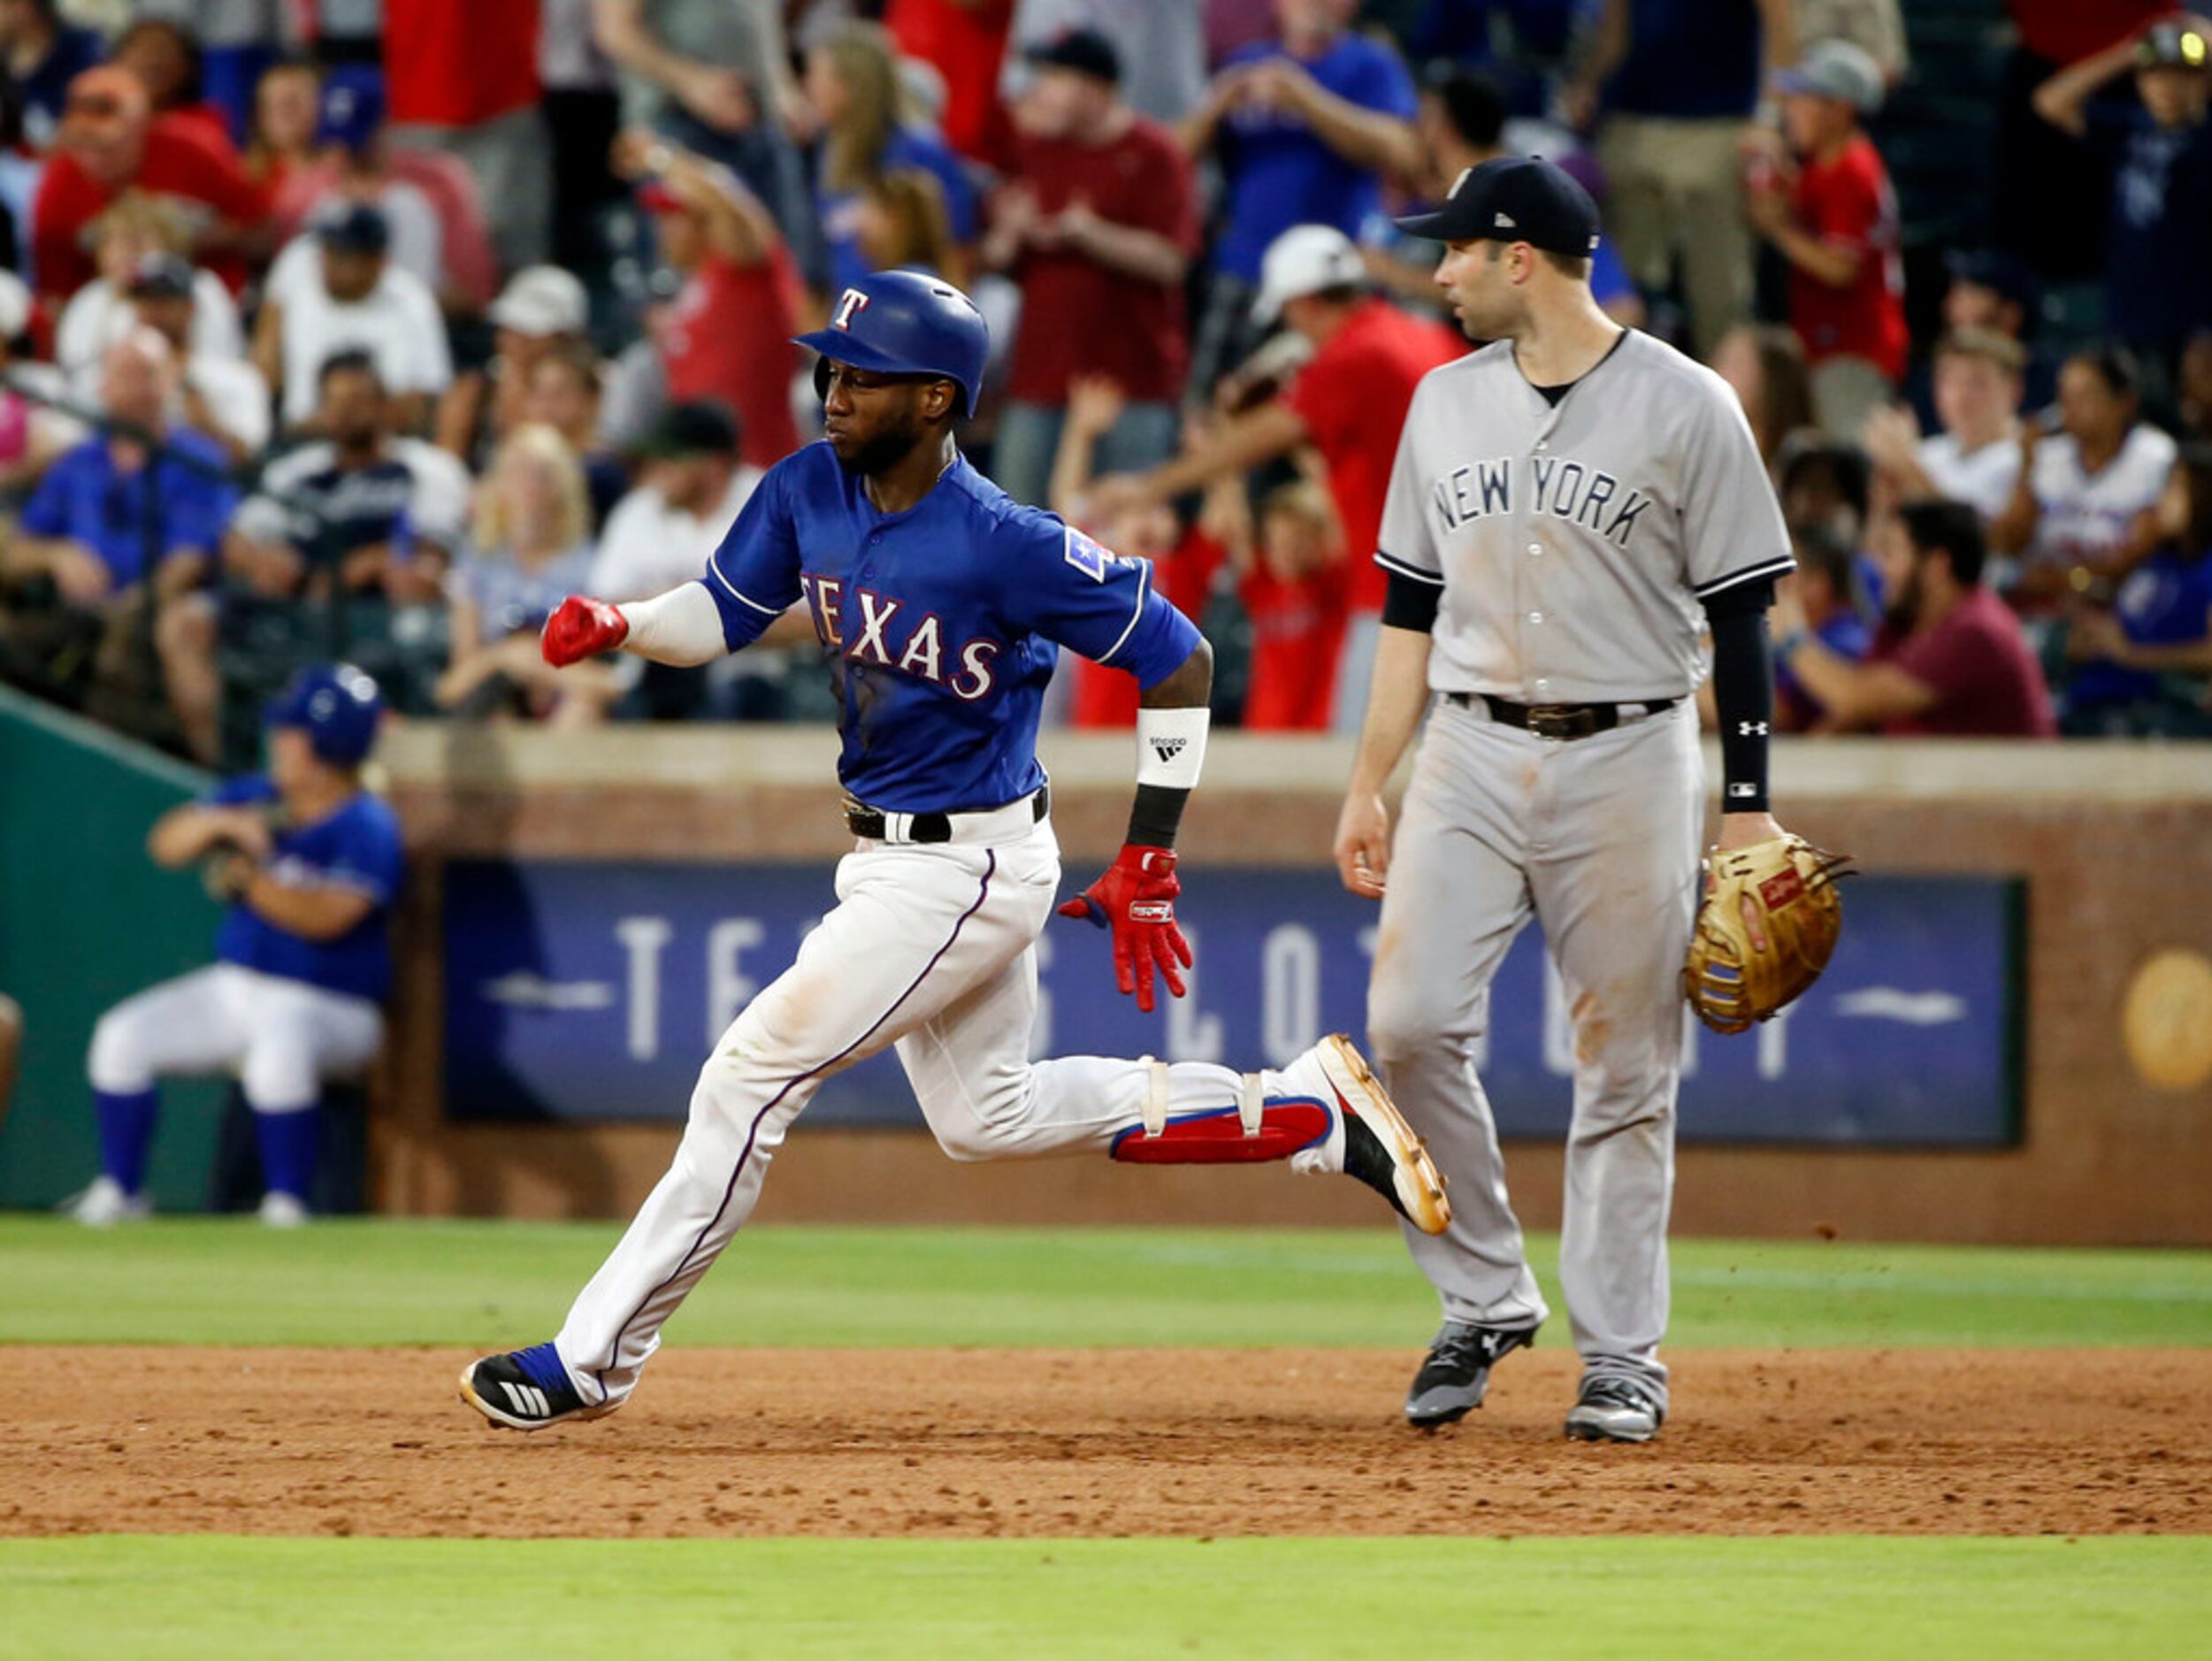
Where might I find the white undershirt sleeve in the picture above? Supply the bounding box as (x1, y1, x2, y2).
(617, 581, 729, 666)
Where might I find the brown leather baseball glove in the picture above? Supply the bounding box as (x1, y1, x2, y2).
(1682, 834, 1853, 1034)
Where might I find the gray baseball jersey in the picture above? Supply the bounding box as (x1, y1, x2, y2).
(1374, 331, 1794, 704)
(1363, 327, 1791, 1416)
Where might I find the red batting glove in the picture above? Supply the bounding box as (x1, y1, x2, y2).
(1056, 845, 1193, 1014)
(542, 594, 628, 667)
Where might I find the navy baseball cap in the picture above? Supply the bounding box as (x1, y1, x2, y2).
(1026, 27, 1121, 85)
(1945, 248, 2040, 317)
(316, 202, 391, 255)
(316, 65, 387, 153)
(1395, 155, 1601, 256)
(639, 400, 740, 457)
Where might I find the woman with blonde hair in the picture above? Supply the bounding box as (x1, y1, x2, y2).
(803, 21, 977, 296)
(436, 424, 611, 723)
(56, 194, 244, 377)
(853, 166, 957, 277)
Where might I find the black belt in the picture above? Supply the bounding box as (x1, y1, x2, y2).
(844, 784, 1050, 844)
(1443, 692, 1677, 740)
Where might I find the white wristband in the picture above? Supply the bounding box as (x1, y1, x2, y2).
(1137, 705, 1209, 790)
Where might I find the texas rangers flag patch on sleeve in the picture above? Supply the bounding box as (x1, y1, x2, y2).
(1064, 526, 1110, 582)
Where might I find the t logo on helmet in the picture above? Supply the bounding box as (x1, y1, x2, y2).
(832, 288, 871, 330)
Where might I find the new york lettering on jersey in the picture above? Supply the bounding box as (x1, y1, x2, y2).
(700, 443, 1198, 814)
(1427, 453, 1656, 548)
(1377, 333, 1794, 701)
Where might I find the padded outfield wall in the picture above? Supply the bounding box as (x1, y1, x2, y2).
(365, 725, 2212, 1247)
(2, 707, 2205, 1240)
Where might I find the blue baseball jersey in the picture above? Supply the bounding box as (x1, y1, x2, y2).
(698, 445, 1202, 814)
(207, 777, 406, 1002)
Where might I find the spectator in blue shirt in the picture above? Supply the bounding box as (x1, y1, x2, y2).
(1563, 0, 1797, 358)
(1774, 524, 1873, 731)
(0, 328, 235, 754)
(0, 0, 105, 151)
(2064, 443, 2212, 735)
(803, 20, 979, 300)
(2034, 19, 2212, 413)
(1180, 0, 1420, 393)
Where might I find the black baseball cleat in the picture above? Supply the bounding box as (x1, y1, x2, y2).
(1405, 1321, 1538, 1428)
(1565, 1374, 1665, 1443)
(458, 1342, 622, 1431)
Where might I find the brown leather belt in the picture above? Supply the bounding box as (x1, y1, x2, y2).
(844, 784, 1051, 844)
(1443, 692, 1678, 740)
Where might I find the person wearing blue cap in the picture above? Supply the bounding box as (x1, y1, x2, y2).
(302, 65, 446, 298)
(1746, 39, 1906, 440)
(68, 664, 402, 1229)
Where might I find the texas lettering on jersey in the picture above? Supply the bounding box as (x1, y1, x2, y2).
(1428, 453, 1654, 548)
(798, 571, 1004, 700)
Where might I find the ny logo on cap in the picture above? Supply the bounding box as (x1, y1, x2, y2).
(832, 288, 871, 330)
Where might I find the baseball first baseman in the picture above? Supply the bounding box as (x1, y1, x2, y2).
(460, 270, 1449, 1431)
(1334, 158, 1800, 1443)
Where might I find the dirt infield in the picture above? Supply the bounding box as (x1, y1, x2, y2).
(4, 1346, 2205, 1539)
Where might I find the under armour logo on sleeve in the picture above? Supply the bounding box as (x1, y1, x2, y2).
(1737, 721, 1769, 737)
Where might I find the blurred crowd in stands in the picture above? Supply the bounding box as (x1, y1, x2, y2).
(0, 0, 2206, 769)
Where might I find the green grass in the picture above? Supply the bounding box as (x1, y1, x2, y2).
(2, 1218, 2208, 1349)
(2, 1536, 2208, 1660)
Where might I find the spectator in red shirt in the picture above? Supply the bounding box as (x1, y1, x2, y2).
(1047, 374, 1228, 729)
(983, 27, 1198, 508)
(622, 133, 802, 472)
(1746, 41, 1907, 440)
(1772, 498, 2057, 737)
(243, 60, 321, 193)
(1091, 223, 1463, 733)
(884, 0, 1015, 165)
(380, 0, 547, 271)
(33, 65, 271, 304)
(1238, 476, 1350, 731)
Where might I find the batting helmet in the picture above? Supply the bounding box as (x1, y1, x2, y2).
(793, 269, 990, 417)
(266, 662, 383, 767)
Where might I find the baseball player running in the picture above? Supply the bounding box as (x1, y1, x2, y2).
(1334, 158, 1798, 1443)
(70, 665, 399, 1228)
(459, 270, 1449, 1431)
